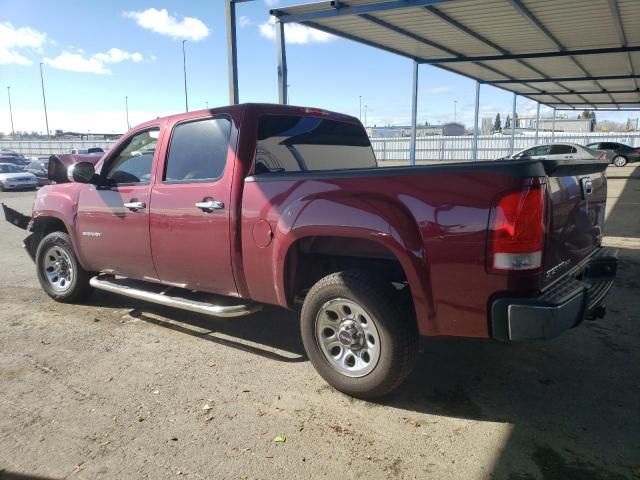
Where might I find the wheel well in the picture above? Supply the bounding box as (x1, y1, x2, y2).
(28, 217, 68, 257)
(284, 236, 410, 307)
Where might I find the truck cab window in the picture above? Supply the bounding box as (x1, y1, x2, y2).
(255, 115, 377, 173)
(164, 117, 231, 182)
(105, 128, 159, 185)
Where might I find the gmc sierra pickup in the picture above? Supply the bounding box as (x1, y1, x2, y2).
(3, 104, 618, 398)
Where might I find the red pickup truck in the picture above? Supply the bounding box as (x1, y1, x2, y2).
(3, 104, 618, 398)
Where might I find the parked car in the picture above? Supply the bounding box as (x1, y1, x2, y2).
(2, 104, 618, 398)
(0, 155, 29, 167)
(505, 143, 604, 161)
(585, 141, 640, 167)
(25, 158, 51, 186)
(0, 163, 37, 191)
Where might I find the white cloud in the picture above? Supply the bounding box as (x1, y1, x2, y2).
(239, 16, 252, 28)
(264, 0, 280, 6)
(0, 22, 47, 65)
(44, 48, 144, 75)
(424, 86, 452, 95)
(124, 8, 209, 41)
(259, 17, 335, 44)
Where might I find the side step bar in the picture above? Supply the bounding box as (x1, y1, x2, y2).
(89, 276, 261, 318)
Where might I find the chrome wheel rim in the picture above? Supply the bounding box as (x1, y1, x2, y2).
(614, 156, 626, 167)
(315, 298, 381, 377)
(42, 246, 74, 293)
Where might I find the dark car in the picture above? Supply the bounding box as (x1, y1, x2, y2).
(0, 155, 28, 167)
(25, 158, 51, 186)
(585, 141, 640, 167)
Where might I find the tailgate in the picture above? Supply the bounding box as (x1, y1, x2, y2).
(542, 159, 608, 287)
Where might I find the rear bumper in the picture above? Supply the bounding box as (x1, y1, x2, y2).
(490, 247, 618, 341)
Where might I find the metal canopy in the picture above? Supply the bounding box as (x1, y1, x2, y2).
(271, 0, 640, 111)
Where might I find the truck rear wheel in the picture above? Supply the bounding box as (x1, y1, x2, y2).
(300, 270, 418, 399)
(36, 231, 93, 303)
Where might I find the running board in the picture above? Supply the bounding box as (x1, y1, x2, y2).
(89, 276, 261, 318)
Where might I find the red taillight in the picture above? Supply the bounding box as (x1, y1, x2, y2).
(299, 107, 330, 116)
(488, 184, 545, 271)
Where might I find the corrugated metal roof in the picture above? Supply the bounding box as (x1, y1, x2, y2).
(271, 0, 640, 110)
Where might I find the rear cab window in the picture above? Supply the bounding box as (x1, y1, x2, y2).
(255, 115, 377, 174)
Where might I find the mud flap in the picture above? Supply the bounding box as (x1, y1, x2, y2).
(2, 203, 31, 230)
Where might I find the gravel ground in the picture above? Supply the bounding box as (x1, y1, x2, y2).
(0, 166, 639, 480)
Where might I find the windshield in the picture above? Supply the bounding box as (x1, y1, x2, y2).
(0, 164, 23, 173)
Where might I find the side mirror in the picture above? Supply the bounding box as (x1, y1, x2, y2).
(68, 162, 97, 184)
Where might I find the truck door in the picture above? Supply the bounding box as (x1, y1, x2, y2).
(76, 127, 160, 280)
(149, 116, 238, 296)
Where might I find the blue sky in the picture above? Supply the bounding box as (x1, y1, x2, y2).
(0, 0, 636, 134)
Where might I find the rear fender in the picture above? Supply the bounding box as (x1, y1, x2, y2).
(273, 195, 434, 334)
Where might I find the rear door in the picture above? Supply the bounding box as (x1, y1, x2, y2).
(149, 116, 238, 296)
(547, 144, 577, 160)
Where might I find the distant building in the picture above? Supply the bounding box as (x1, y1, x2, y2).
(367, 122, 465, 137)
(518, 116, 594, 133)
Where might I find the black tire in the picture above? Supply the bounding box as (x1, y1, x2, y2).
(36, 231, 93, 302)
(612, 155, 627, 167)
(300, 270, 418, 399)
(0, 183, 5, 192)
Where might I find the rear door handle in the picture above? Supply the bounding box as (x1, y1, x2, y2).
(123, 201, 146, 211)
(195, 199, 224, 212)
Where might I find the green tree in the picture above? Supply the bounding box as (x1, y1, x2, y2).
(493, 113, 501, 131)
(505, 115, 511, 129)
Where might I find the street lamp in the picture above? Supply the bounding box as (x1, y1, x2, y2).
(125, 96, 130, 130)
(39, 62, 50, 138)
(182, 40, 189, 112)
(364, 104, 368, 127)
(454, 100, 457, 122)
(6, 87, 15, 138)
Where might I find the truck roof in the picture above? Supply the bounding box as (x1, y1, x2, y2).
(130, 103, 361, 132)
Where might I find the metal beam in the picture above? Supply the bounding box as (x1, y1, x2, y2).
(419, 45, 640, 64)
(525, 88, 640, 96)
(225, 0, 239, 104)
(358, 13, 561, 102)
(535, 102, 540, 144)
(303, 21, 420, 61)
(508, 0, 613, 105)
(275, 18, 287, 104)
(607, 0, 639, 90)
(545, 101, 640, 106)
(421, 5, 569, 106)
(486, 74, 640, 84)
(272, 0, 450, 23)
(472, 81, 480, 161)
(510, 93, 517, 155)
(410, 61, 419, 166)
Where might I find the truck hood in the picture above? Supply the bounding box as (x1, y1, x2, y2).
(48, 154, 102, 183)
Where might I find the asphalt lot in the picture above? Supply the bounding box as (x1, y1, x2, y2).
(0, 166, 639, 480)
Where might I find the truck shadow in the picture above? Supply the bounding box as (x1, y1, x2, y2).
(86, 290, 306, 363)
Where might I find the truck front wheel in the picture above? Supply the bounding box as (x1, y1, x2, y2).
(36, 232, 93, 303)
(300, 270, 418, 399)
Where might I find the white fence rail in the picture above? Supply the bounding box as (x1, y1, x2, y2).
(2, 132, 640, 163)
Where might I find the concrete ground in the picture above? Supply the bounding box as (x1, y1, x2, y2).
(0, 166, 638, 480)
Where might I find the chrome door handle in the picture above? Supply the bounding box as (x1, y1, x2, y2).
(195, 199, 224, 211)
(123, 201, 146, 211)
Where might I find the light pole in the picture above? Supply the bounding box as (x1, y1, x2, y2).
(125, 96, 130, 130)
(364, 105, 368, 127)
(39, 62, 50, 138)
(7, 86, 15, 138)
(206, 101, 209, 109)
(182, 40, 189, 112)
(454, 100, 457, 122)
